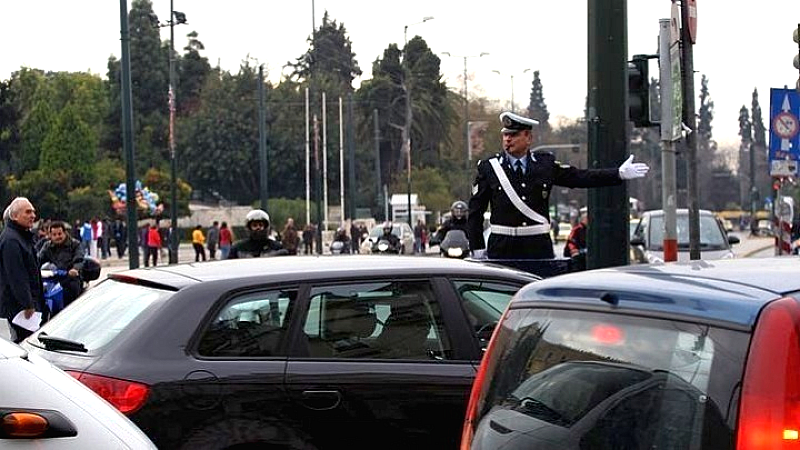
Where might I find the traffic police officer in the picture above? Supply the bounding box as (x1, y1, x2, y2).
(467, 111, 649, 260)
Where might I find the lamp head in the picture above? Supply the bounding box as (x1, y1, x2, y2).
(173, 10, 187, 24)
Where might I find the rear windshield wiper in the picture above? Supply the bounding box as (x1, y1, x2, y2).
(37, 332, 88, 353)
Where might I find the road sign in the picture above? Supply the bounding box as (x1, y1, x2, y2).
(769, 87, 800, 176)
(686, 0, 697, 44)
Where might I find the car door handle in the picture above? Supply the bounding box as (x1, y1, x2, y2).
(301, 390, 342, 411)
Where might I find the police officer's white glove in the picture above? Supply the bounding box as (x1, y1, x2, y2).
(618, 155, 650, 180)
(471, 249, 487, 260)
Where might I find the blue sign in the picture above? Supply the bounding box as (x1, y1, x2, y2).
(769, 88, 800, 177)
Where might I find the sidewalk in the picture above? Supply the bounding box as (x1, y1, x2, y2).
(730, 232, 775, 258)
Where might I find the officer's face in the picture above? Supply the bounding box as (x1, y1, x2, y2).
(502, 130, 533, 157)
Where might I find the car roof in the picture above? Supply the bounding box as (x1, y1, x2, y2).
(109, 255, 538, 290)
(513, 257, 800, 327)
(641, 209, 714, 217)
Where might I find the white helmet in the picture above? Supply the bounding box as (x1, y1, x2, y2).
(245, 209, 270, 229)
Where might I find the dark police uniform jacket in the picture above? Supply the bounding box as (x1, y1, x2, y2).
(467, 150, 621, 259)
(228, 237, 284, 259)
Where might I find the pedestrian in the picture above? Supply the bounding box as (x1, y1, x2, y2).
(0, 197, 44, 343)
(80, 219, 92, 257)
(139, 224, 149, 266)
(413, 220, 425, 253)
(101, 217, 112, 260)
(467, 111, 649, 260)
(113, 217, 127, 258)
(206, 221, 220, 260)
(302, 223, 315, 255)
(89, 217, 99, 258)
(564, 208, 589, 271)
(219, 221, 233, 259)
(280, 218, 300, 255)
(146, 222, 161, 267)
(192, 225, 206, 262)
(228, 209, 285, 259)
(350, 221, 361, 253)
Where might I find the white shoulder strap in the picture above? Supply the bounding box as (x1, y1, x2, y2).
(489, 158, 549, 225)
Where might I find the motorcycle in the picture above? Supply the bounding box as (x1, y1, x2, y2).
(41, 263, 69, 317)
(372, 238, 400, 254)
(438, 229, 470, 259)
(41, 257, 102, 318)
(330, 239, 351, 255)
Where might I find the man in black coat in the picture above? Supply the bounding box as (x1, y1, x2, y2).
(467, 112, 649, 260)
(0, 197, 44, 342)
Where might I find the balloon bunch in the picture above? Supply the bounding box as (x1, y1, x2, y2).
(109, 181, 162, 215)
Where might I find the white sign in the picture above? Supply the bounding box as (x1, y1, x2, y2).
(770, 159, 799, 177)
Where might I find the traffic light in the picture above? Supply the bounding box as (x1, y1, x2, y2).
(794, 25, 800, 92)
(628, 54, 652, 127)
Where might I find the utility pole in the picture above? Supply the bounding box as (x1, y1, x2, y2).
(587, 0, 629, 269)
(165, 0, 186, 264)
(347, 93, 355, 221)
(258, 65, 268, 211)
(373, 109, 382, 221)
(119, 0, 138, 269)
(681, 0, 700, 259)
(659, 18, 679, 262)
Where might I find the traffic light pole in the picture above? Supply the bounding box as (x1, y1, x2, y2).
(681, 0, 701, 260)
(587, 0, 629, 269)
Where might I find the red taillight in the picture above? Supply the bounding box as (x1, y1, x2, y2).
(737, 297, 800, 449)
(67, 371, 150, 414)
(461, 308, 510, 450)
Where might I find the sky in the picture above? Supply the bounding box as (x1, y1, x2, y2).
(2, 1, 799, 149)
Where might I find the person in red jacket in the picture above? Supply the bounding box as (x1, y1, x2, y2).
(146, 223, 161, 267)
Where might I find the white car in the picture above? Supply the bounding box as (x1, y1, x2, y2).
(630, 209, 739, 263)
(360, 223, 415, 254)
(0, 337, 156, 449)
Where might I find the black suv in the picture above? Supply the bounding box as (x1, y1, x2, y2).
(22, 256, 536, 449)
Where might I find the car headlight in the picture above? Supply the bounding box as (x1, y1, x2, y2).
(447, 248, 463, 257)
(378, 242, 389, 252)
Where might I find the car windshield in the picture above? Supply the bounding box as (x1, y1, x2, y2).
(369, 225, 402, 239)
(647, 214, 728, 250)
(28, 279, 172, 352)
(473, 308, 749, 450)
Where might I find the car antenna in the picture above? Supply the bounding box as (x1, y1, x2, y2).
(600, 292, 619, 306)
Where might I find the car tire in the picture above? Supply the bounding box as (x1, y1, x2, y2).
(180, 419, 317, 450)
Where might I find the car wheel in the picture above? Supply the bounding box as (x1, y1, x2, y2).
(180, 419, 317, 450)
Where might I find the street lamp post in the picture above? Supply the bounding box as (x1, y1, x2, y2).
(403, 16, 433, 228)
(493, 68, 530, 113)
(153, 2, 187, 264)
(441, 52, 488, 165)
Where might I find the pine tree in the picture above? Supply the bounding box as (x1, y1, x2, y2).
(750, 88, 770, 202)
(738, 105, 753, 210)
(526, 71, 550, 133)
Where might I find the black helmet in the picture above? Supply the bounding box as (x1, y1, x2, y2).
(80, 257, 101, 281)
(382, 221, 393, 233)
(451, 200, 468, 219)
(245, 209, 270, 230)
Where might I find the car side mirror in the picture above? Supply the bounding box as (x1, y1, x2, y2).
(630, 235, 645, 246)
(728, 235, 740, 245)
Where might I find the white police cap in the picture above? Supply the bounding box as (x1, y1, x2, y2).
(500, 111, 540, 133)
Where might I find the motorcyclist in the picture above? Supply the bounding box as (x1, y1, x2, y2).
(375, 221, 401, 253)
(228, 209, 286, 259)
(431, 201, 469, 246)
(36, 221, 84, 307)
(331, 227, 351, 254)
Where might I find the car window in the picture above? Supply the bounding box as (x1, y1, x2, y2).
(302, 280, 451, 360)
(451, 280, 521, 350)
(473, 308, 749, 450)
(197, 288, 297, 357)
(30, 279, 171, 352)
(368, 225, 403, 238)
(647, 214, 728, 250)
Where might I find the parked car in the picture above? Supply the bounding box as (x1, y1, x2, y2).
(630, 208, 739, 263)
(22, 256, 537, 449)
(463, 257, 800, 450)
(360, 222, 415, 254)
(0, 337, 155, 449)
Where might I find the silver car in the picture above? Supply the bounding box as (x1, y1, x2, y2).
(0, 337, 155, 449)
(630, 209, 739, 263)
